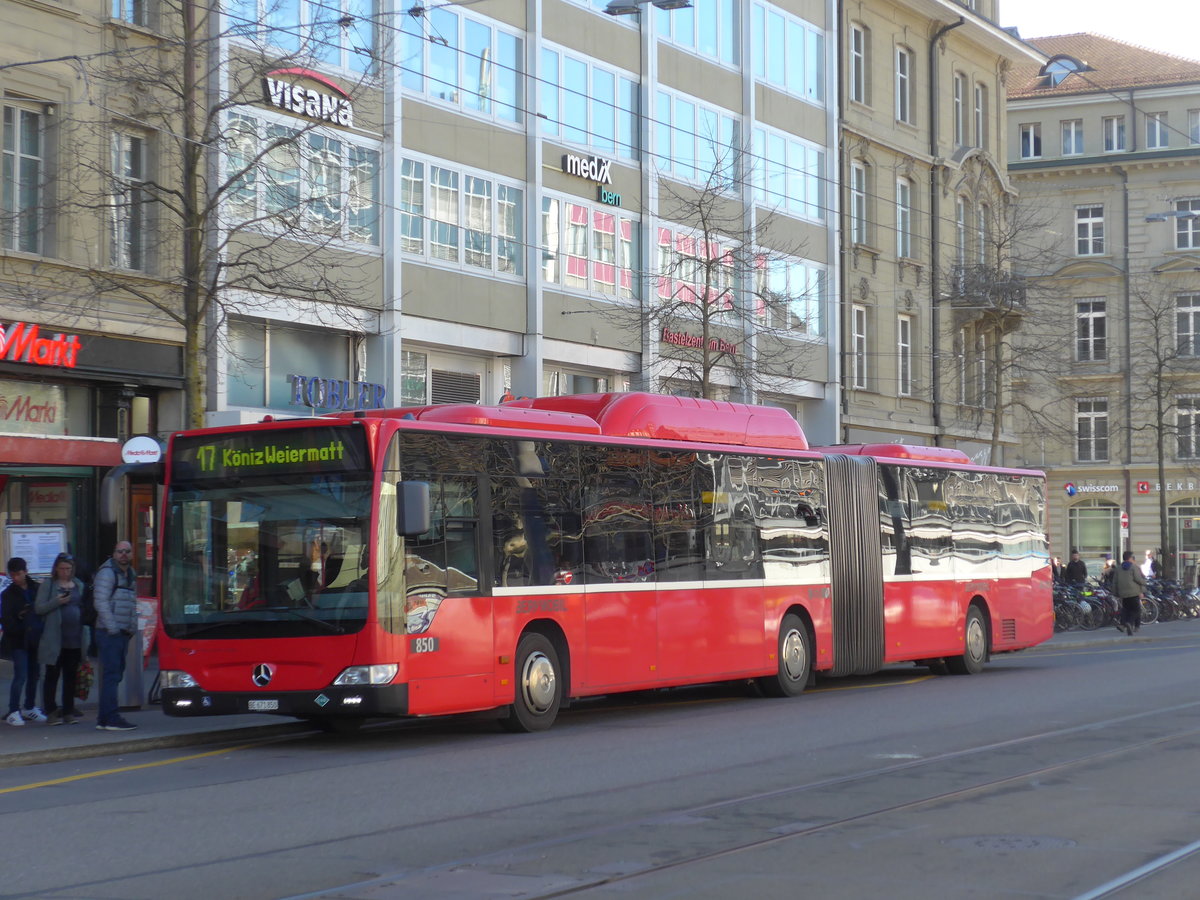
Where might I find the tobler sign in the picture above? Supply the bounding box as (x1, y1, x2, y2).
(263, 68, 354, 128)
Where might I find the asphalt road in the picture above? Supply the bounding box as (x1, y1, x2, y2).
(3, 627, 1199, 899)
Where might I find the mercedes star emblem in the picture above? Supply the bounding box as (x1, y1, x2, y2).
(252, 663, 273, 687)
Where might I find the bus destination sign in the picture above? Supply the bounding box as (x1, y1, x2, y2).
(172, 426, 370, 482)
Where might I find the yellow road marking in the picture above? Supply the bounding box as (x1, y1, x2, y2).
(812, 674, 935, 692)
(0, 743, 253, 795)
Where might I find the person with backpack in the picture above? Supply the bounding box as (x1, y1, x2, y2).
(34, 553, 89, 725)
(92, 541, 139, 732)
(1, 557, 47, 725)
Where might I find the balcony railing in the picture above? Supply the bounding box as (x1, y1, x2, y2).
(947, 265, 1028, 315)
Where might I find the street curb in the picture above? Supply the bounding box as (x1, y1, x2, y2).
(0, 720, 315, 770)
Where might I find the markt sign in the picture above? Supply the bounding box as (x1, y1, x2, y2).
(0, 322, 82, 368)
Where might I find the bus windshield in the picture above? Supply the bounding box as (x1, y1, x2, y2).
(162, 427, 373, 639)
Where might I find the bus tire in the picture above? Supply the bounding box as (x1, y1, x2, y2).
(947, 605, 988, 675)
(502, 632, 562, 732)
(757, 613, 811, 698)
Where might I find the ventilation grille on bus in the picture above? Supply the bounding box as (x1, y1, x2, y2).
(430, 370, 481, 405)
(1001, 618, 1017, 642)
(824, 454, 885, 677)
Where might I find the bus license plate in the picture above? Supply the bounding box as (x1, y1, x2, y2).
(248, 699, 279, 711)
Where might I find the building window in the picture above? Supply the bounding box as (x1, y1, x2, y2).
(1190, 109, 1200, 145)
(655, 90, 738, 184)
(401, 6, 522, 121)
(850, 162, 867, 244)
(401, 350, 428, 406)
(1146, 112, 1169, 149)
(542, 47, 637, 159)
(1178, 396, 1200, 459)
(852, 305, 867, 389)
(230, 0, 377, 74)
(544, 369, 612, 396)
(755, 254, 826, 335)
(1171, 398, 1200, 460)
(1019, 123, 1041, 159)
(953, 73, 967, 145)
(110, 132, 148, 271)
(1175, 198, 1200, 250)
(1076, 205, 1104, 256)
(751, 125, 825, 221)
(1103, 115, 1126, 152)
(1178, 294, 1200, 357)
(750, 2, 826, 103)
(1076, 299, 1106, 362)
(973, 83, 987, 149)
(226, 318, 354, 411)
(896, 177, 913, 259)
(544, 196, 637, 299)
(1062, 119, 1083, 156)
(1, 104, 43, 254)
(656, 0, 739, 66)
(112, 0, 148, 26)
(849, 24, 868, 105)
(956, 327, 968, 405)
(897, 314, 913, 397)
(976, 329, 993, 408)
(1076, 398, 1108, 462)
(895, 46, 914, 124)
(976, 204, 989, 265)
(955, 196, 968, 266)
(226, 112, 380, 246)
(400, 156, 523, 275)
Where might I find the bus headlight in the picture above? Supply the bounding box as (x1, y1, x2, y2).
(333, 664, 398, 686)
(161, 670, 201, 689)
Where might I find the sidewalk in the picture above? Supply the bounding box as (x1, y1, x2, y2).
(0, 652, 310, 770)
(2, 619, 1197, 769)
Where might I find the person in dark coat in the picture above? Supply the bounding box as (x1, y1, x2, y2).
(1063, 550, 1089, 585)
(2, 558, 47, 725)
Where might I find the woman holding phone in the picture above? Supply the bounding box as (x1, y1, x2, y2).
(34, 553, 89, 725)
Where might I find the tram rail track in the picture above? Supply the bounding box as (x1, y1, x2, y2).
(284, 699, 1200, 900)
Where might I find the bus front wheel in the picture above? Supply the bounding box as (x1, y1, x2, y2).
(757, 613, 811, 698)
(947, 606, 988, 675)
(502, 632, 562, 732)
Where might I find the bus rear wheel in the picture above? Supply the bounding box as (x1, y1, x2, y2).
(502, 632, 562, 733)
(947, 605, 988, 675)
(757, 614, 811, 698)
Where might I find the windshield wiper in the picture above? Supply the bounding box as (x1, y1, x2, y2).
(260, 606, 346, 634)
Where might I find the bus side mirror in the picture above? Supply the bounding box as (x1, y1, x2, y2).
(397, 481, 431, 536)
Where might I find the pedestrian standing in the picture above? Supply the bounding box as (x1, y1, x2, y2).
(1, 558, 47, 725)
(92, 541, 139, 732)
(1114, 550, 1147, 636)
(34, 553, 89, 724)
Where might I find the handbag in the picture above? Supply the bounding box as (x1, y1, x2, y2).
(76, 658, 95, 701)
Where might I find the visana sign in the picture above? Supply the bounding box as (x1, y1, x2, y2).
(561, 153, 613, 185)
(263, 68, 354, 128)
(0, 322, 82, 368)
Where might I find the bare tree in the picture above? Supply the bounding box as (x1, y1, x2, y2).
(1123, 278, 1200, 580)
(579, 143, 823, 402)
(44, 0, 384, 427)
(940, 192, 1070, 462)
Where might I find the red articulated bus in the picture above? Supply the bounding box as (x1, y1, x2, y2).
(157, 392, 1052, 731)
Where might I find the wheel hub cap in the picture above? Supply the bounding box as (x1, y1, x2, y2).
(522, 651, 556, 712)
(782, 629, 807, 681)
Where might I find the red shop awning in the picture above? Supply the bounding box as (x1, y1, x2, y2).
(0, 434, 123, 467)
